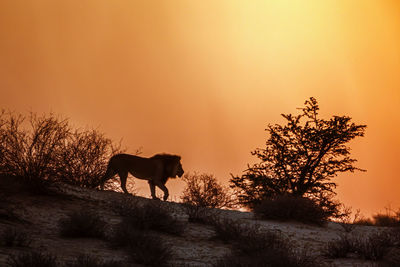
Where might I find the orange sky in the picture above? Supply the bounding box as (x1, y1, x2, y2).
(1, 0, 399, 216)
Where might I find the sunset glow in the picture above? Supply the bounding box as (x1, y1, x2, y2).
(1, 0, 399, 216)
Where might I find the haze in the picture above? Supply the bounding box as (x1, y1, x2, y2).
(1, 0, 399, 216)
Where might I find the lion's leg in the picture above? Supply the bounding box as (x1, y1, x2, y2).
(100, 167, 116, 190)
(118, 171, 129, 194)
(155, 182, 169, 201)
(148, 181, 159, 200)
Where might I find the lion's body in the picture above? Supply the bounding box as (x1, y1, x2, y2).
(100, 153, 184, 200)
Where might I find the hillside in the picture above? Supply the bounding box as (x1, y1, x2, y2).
(0, 176, 395, 266)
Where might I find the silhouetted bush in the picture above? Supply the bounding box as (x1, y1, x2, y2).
(325, 231, 397, 261)
(324, 234, 354, 258)
(110, 219, 172, 266)
(0, 111, 122, 191)
(66, 254, 124, 267)
(210, 217, 318, 267)
(230, 98, 366, 220)
(253, 195, 330, 226)
(382, 248, 400, 267)
(373, 209, 400, 227)
(7, 251, 57, 267)
(114, 199, 185, 235)
(337, 207, 360, 233)
(183, 204, 218, 224)
(0, 227, 31, 247)
(215, 249, 318, 267)
(59, 210, 106, 238)
(354, 217, 374, 226)
(181, 173, 236, 209)
(356, 231, 394, 261)
(352, 208, 400, 227)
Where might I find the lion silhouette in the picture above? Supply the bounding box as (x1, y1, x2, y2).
(100, 153, 184, 201)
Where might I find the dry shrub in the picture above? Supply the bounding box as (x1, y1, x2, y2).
(66, 254, 124, 267)
(325, 231, 397, 261)
(0, 227, 31, 247)
(337, 207, 361, 233)
(324, 234, 355, 258)
(114, 199, 185, 235)
(354, 217, 374, 226)
(7, 251, 57, 267)
(110, 219, 172, 266)
(181, 172, 236, 209)
(382, 247, 400, 267)
(210, 217, 318, 267)
(183, 204, 219, 224)
(0, 111, 123, 192)
(253, 195, 329, 226)
(59, 210, 106, 238)
(373, 209, 400, 227)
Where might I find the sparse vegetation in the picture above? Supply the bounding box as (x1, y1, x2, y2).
(7, 251, 58, 267)
(352, 208, 400, 227)
(324, 233, 354, 258)
(114, 199, 185, 235)
(230, 98, 366, 221)
(324, 230, 398, 261)
(253, 195, 331, 226)
(0, 110, 122, 192)
(180, 172, 236, 223)
(210, 217, 318, 267)
(372, 208, 400, 227)
(0, 227, 31, 247)
(66, 254, 124, 267)
(183, 204, 218, 224)
(59, 210, 106, 238)
(181, 172, 236, 209)
(337, 207, 361, 232)
(110, 219, 172, 266)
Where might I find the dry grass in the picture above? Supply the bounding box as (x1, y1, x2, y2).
(109, 219, 172, 266)
(253, 195, 330, 226)
(59, 210, 106, 238)
(114, 199, 185, 235)
(7, 251, 58, 267)
(0, 227, 31, 247)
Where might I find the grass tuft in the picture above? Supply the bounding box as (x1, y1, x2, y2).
(59, 210, 106, 238)
(7, 251, 57, 267)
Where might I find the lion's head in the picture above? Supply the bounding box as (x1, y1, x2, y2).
(151, 154, 184, 180)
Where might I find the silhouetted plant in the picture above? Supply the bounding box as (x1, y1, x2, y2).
(210, 217, 318, 267)
(325, 231, 397, 261)
(0, 227, 31, 247)
(324, 234, 354, 258)
(183, 204, 218, 224)
(56, 129, 123, 188)
(230, 97, 366, 219)
(66, 254, 124, 267)
(59, 210, 106, 238)
(110, 219, 172, 266)
(114, 199, 185, 235)
(383, 247, 400, 267)
(181, 172, 236, 209)
(354, 217, 374, 226)
(253, 195, 330, 225)
(215, 249, 318, 267)
(180, 172, 236, 223)
(0, 111, 70, 192)
(0, 110, 123, 191)
(7, 251, 57, 267)
(337, 207, 361, 232)
(372, 208, 400, 227)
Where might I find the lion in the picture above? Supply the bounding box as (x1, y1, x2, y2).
(100, 153, 184, 201)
